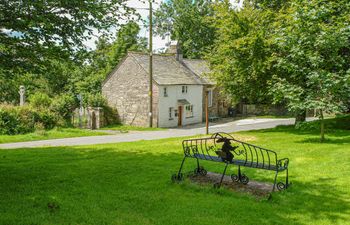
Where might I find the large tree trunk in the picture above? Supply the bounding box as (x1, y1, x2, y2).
(295, 109, 306, 125)
(320, 109, 325, 142)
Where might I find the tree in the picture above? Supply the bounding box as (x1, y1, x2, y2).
(75, 22, 147, 96)
(0, 0, 133, 75)
(207, 1, 276, 104)
(271, 0, 350, 141)
(0, 0, 135, 103)
(154, 0, 215, 58)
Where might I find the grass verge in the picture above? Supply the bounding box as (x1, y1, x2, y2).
(0, 126, 349, 224)
(0, 128, 109, 144)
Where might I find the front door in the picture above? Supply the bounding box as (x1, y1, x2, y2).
(178, 106, 182, 126)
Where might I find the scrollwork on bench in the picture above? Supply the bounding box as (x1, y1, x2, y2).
(174, 132, 290, 192)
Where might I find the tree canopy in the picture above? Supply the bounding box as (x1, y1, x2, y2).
(0, 0, 134, 75)
(208, 0, 350, 140)
(154, 0, 215, 58)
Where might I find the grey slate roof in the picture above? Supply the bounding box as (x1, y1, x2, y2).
(129, 52, 212, 85)
(182, 59, 215, 85)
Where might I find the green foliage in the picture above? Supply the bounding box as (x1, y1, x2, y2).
(271, 0, 350, 115)
(207, 1, 275, 103)
(85, 93, 107, 108)
(0, 0, 133, 76)
(85, 93, 119, 125)
(0, 105, 58, 135)
(154, 0, 215, 58)
(75, 22, 146, 96)
(51, 94, 78, 125)
(28, 93, 52, 109)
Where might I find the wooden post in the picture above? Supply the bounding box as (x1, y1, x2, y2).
(148, 0, 153, 128)
(205, 90, 209, 135)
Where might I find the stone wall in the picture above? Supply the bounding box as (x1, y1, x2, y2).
(238, 104, 289, 116)
(102, 55, 159, 127)
(202, 86, 230, 120)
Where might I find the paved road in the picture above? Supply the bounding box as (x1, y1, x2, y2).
(0, 118, 298, 149)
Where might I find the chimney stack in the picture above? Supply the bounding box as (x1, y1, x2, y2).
(168, 40, 183, 62)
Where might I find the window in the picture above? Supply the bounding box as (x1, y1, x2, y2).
(208, 90, 213, 107)
(182, 85, 188, 93)
(164, 87, 168, 97)
(169, 107, 173, 120)
(185, 105, 193, 118)
(174, 110, 178, 117)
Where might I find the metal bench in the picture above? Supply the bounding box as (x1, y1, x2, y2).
(171, 132, 290, 191)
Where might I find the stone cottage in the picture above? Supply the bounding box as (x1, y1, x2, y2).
(102, 47, 230, 128)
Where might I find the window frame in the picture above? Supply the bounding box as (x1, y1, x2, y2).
(185, 104, 193, 118)
(182, 85, 188, 94)
(169, 107, 173, 120)
(208, 89, 213, 107)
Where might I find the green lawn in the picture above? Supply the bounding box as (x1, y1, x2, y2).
(0, 127, 349, 224)
(101, 124, 166, 132)
(0, 128, 109, 144)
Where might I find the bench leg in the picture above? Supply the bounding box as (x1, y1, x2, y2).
(272, 170, 279, 192)
(214, 163, 229, 189)
(272, 169, 290, 192)
(178, 156, 186, 177)
(194, 158, 207, 176)
(171, 156, 186, 182)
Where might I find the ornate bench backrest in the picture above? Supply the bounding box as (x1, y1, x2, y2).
(182, 133, 279, 169)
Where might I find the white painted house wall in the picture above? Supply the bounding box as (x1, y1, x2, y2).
(158, 85, 203, 127)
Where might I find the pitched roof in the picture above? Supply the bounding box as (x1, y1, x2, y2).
(182, 59, 215, 85)
(129, 52, 212, 85)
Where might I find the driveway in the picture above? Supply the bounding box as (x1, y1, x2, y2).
(0, 118, 301, 149)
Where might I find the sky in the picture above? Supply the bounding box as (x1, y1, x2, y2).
(84, 0, 243, 51)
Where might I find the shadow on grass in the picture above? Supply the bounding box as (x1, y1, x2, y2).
(0, 145, 349, 224)
(247, 125, 350, 144)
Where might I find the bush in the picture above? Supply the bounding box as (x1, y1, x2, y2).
(85, 93, 119, 126)
(85, 93, 107, 107)
(28, 92, 52, 109)
(0, 104, 59, 135)
(51, 94, 78, 125)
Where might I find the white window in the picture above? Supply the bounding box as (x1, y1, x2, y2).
(164, 87, 168, 97)
(208, 90, 213, 107)
(185, 105, 193, 118)
(169, 107, 173, 120)
(182, 85, 188, 93)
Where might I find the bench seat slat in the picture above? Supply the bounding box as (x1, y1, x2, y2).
(193, 153, 280, 171)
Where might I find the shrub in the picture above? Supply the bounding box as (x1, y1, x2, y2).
(28, 92, 52, 109)
(85, 93, 107, 107)
(51, 94, 78, 125)
(85, 93, 119, 126)
(0, 104, 59, 135)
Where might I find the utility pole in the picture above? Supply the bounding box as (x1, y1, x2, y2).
(205, 90, 209, 135)
(148, 0, 153, 128)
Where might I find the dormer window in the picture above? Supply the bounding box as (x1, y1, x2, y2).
(182, 86, 188, 93)
(164, 87, 168, 97)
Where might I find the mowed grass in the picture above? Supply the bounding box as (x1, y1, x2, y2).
(0, 127, 349, 224)
(0, 128, 110, 144)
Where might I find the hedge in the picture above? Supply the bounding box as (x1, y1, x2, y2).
(0, 105, 58, 135)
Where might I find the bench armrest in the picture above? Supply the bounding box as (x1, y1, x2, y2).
(277, 158, 289, 169)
